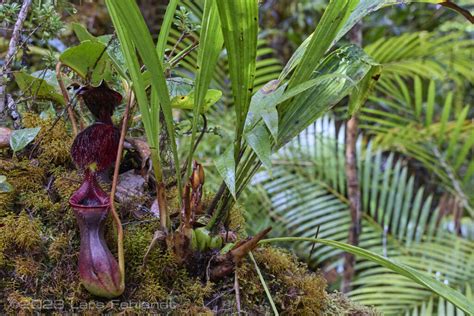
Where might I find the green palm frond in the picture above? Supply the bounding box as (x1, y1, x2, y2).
(350, 233, 474, 314)
(405, 284, 473, 316)
(250, 115, 474, 314)
(364, 31, 474, 84)
(360, 76, 473, 214)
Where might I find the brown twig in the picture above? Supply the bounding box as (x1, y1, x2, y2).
(1, 0, 32, 70)
(109, 88, 134, 295)
(342, 22, 363, 294)
(55, 62, 79, 136)
(0, 0, 32, 115)
(167, 32, 186, 61)
(440, 1, 474, 24)
(168, 41, 199, 69)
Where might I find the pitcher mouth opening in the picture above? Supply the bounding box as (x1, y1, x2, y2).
(69, 172, 110, 209)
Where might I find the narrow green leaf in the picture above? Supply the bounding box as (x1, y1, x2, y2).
(216, 0, 258, 156)
(281, 0, 451, 79)
(425, 80, 435, 126)
(107, 0, 168, 206)
(348, 64, 382, 115)
(438, 91, 453, 145)
(107, 0, 182, 194)
(10, 127, 41, 153)
(249, 252, 279, 315)
(156, 0, 179, 60)
(395, 75, 411, 107)
(285, 0, 359, 87)
(215, 146, 236, 198)
(187, 0, 224, 176)
(245, 124, 272, 171)
(446, 106, 469, 160)
(261, 237, 474, 315)
(414, 75, 423, 118)
(453, 132, 474, 171)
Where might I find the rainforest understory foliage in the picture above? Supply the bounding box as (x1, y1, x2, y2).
(0, 0, 473, 315)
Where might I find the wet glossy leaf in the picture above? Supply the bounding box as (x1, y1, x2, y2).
(31, 69, 60, 87)
(39, 104, 57, 120)
(245, 124, 272, 171)
(215, 146, 236, 198)
(71, 23, 127, 79)
(246, 80, 282, 140)
(281, 0, 462, 79)
(10, 127, 41, 153)
(348, 63, 382, 115)
(14, 72, 65, 105)
(59, 40, 112, 84)
(278, 45, 376, 147)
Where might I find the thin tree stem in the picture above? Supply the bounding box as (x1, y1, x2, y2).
(342, 22, 363, 294)
(0, 0, 32, 116)
(109, 88, 134, 295)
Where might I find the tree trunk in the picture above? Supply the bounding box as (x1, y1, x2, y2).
(342, 22, 362, 294)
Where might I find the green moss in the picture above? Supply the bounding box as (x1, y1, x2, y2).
(327, 292, 380, 315)
(5, 291, 34, 313)
(237, 246, 329, 315)
(48, 233, 70, 263)
(20, 189, 61, 214)
(1, 158, 45, 194)
(14, 257, 40, 278)
(0, 191, 14, 216)
(0, 212, 42, 253)
(52, 167, 81, 201)
(227, 203, 247, 237)
(23, 113, 72, 166)
(166, 185, 181, 217)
